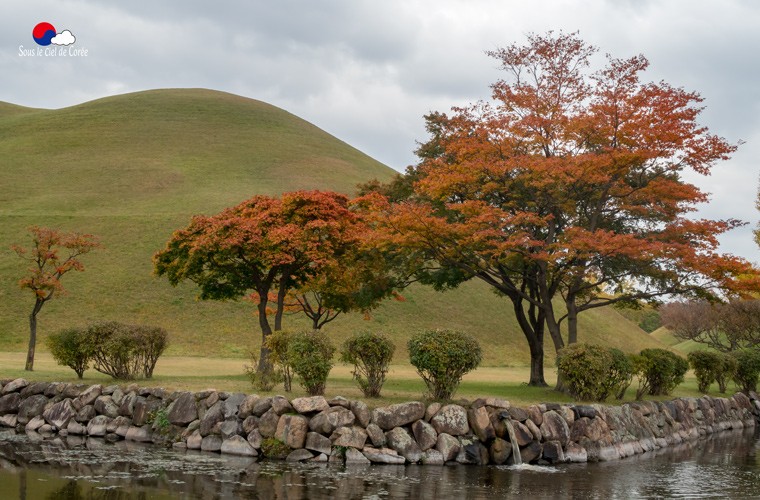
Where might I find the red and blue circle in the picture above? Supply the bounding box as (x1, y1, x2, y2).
(33, 22, 56, 46)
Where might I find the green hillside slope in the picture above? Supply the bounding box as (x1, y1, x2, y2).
(0, 88, 667, 365)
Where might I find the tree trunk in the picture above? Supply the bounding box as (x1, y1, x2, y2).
(274, 277, 288, 332)
(25, 298, 44, 372)
(256, 292, 273, 374)
(528, 337, 547, 387)
(567, 296, 579, 345)
(511, 296, 548, 387)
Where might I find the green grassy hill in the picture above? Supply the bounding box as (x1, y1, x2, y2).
(0, 88, 668, 365)
(650, 326, 712, 355)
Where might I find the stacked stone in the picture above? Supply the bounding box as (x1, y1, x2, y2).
(1, 377, 758, 466)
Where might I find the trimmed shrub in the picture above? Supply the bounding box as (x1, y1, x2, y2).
(264, 330, 295, 391)
(732, 349, 760, 394)
(288, 330, 336, 396)
(556, 344, 633, 401)
(605, 348, 634, 400)
(81, 321, 168, 380)
(632, 348, 688, 399)
(341, 331, 395, 398)
(133, 324, 169, 379)
(557, 343, 612, 401)
(408, 329, 482, 400)
(687, 351, 721, 393)
(47, 327, 93, 379)
(715, 353, 738, 393)
(243, 350, 283, 391)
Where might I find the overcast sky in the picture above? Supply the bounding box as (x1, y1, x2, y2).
(2, 0, 759, 262)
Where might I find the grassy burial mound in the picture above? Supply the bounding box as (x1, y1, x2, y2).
(0, 89, 667, 365)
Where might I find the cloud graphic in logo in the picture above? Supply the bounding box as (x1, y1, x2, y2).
(32, 23, 76, 46)
(32, 22, 56, 46)
(51, 30, 76, 46)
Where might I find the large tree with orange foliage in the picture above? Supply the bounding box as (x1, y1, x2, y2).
(13, 226, 100, 371)
(367, 32, 758, 386)
(154, 190, 399, 372)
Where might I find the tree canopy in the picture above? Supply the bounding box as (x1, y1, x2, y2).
(154, 190, 400, 371)
(365, 31, 759, 385)
(13, 226, 100, 371)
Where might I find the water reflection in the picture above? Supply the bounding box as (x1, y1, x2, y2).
(0, 428, 758, 499)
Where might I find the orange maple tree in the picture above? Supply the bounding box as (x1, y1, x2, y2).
(367, 32, 760, 386)
(13, 226, 100, 371)
(154, 190, 400, 372)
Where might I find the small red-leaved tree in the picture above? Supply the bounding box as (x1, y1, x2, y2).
(13, 226, 100, 371)
(154, 190, 399, 372)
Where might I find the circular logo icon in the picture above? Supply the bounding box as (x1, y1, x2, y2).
(33, 22, 57, 46)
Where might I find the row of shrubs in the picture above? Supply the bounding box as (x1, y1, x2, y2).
(47, 321, 169, 380)
(557, 343, 760, 402)
(245, 329, 483, 400)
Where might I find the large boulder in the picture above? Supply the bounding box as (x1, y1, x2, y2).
(467, 406, 495, 442)
(331, 426, 368, 449)
(258, 408, 280, 438)
(305, 432, 332, 455)
(436, 433, 461, 462)
(372, 402, 425, 430)
(87, 415, 111, 437)
(76, 385, 102, 407)
(94, 396, 120, 419)
(412, 419, 438, 451)
(540, 410, 571, 446)
(291, 396, 330, 414)
(124, 426, 153, 443)
(385, 427, 422, 463)
(0, 393, 21, 415)
(511, 421, 534, 447)
(430, 405, 469, 436)
(489, 437, 512, 465)
(238, 395, 260, 419)
(20, 382, 50, 398)
(223, 393, 248, 418)
(43, 399, 77, 429)
(286, 449, 314, 462)
(221, 435, 257, 456)
(350, 400, 371, 427)
(366, 423, 386, 447)
(275, 414, 309, 449)
(167, 392, 197, 425)
(309, 407, 355, 435)
(199, 401, 225, 436)
(201, 435, 223, 452)
(345, 447, 371, 465)
(362, 447, 406, 464)
(1, 378, 28, 395)
(17, 394, 49, 424)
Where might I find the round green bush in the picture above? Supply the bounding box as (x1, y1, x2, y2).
(81, 321, 168, 380)
(633, 348, 688, 399)
(732, 349, 760, 394)
(340, 331, 395, 398)
(287, 330, 336, 396)
(556, 344, 633, 401)
(715, 353, 738, 393)
(264, 330, 295, 391)
(47, 327, 93, 379)
(557, 343, 612, 401)
(687, 351, 722, 393)
(407, 329, 482, 400)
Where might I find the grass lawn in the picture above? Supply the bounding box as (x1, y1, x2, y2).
(0, 352, 711, 409)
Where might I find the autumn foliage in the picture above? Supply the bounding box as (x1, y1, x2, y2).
(365, 32, 759, 386)
(13, 226, 100, 371)
(154, 190, 398, 372)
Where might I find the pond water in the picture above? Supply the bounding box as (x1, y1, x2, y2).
(0, 428, 758, 499)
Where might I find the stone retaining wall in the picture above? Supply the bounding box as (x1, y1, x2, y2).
(1, 378, 758, 466)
